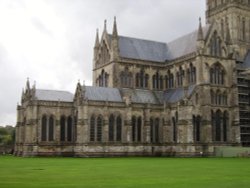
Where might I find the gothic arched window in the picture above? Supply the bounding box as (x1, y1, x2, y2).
(41, 115, 47, 141)
(120, 67, 132, 88)
(67, 116, 73, 142)
(48, 116, 54, 141)
(90, 115, 95, 142)
(193, 115, 201, 142)
(223, 111, 229, 142)
(210, 63, 225, 85)
(210, 31, 222, 57)
(109, 115, 115, 141)
(98, 69, 109, 87)
(116, 116, 122, 142)
(150, 118, 160, 143)
(60, 116, 66, 142)
(135, 69, 148, 89)
(132, 116, 142, 142)
(97, 116, 103, 142)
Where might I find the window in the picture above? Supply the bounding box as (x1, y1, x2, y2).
(132, 116, 142, 142)
(67, 116, 73, 142)
(223, 111, 228, 142)
(90, 115, 103, 142)
(109, 115, 115, 141)
(210, 63, 224, 85)
(60, 116, 66, 142)
(109, 115, 122, 142)
(193, 115, 201, 142)
(116, 116, 122, 142)
(42, 115, 47, 141)
(152, 72, 163, 90)
(150, 118, 160, 143)
(42, 115, 54, 142)
(187, 63, 196, 84)
(97, 116, 102, 142)
(210, 31, 222, 56)
(172, 117, 177, 142)
(135, 69, 148, 89)
(97, 69, 109, 87)
(120, 67, 132, 88)
(48, 116, 54, 141)
(90, 116, 95, 141)
(177, 67, 184, 87)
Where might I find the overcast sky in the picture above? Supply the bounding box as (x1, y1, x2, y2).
(0, 0, 206, 126)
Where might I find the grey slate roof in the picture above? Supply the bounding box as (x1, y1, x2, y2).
(116, 25, 210, 62)
(166, 25, 210, 60)
(121, 89, 163, 104)
(35, 89, 74, 102)
(163, 85, 195, 103)
(119, 36, 168, 62)
(84, 86, 123, 102)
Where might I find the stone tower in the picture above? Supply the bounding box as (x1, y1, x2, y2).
(206, 0, 250, 60)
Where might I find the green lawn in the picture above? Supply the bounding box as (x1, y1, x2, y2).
(0, 156, 250, 188)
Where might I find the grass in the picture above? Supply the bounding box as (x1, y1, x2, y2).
(0, 156, 250, 188)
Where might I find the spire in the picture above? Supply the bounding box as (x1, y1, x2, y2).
(104, 19, 107, 33)
(94, 29, 99, 48)
(197, 17, 204, 41)
(226, 22, 232, 45)
(112, 16, 118, 37)
(26, 77, 30, 91)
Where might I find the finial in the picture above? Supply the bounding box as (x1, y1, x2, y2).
(26, 77, 30, 90)
(112, 16, 118, 37)
(104, 19, 107, 32)
(197, 17, 204, 41)
(94, 28, 100, 47)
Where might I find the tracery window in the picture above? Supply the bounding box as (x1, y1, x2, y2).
(165, 70, 174, 89)
(120, 67, 133, 88)
(177, 66, 184, 87)
(109, 114, 122, 142)
(212, 110, 228, 142)
(210, 63, 224, 85)
(211, 89, 228, 106)
(90, 115, 103, 142)
(135, 69, 149, 89)
(41, 115, 54, 142)
(210, 31, 222, 57)
(97, 69, 109, 87)
(60, 115, 74, 142)
(187, 63, 196, 84)
(152, 72, 163, 90)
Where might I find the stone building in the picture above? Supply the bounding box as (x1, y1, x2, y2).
(15, 0, 250, 157)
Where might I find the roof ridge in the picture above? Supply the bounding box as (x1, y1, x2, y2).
(36, 89, 73, 93)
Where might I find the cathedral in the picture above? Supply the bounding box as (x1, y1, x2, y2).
(15, 0, 250, 157)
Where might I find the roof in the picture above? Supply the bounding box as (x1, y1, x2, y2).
(35, 89, 74, 102)
(118, 36, 168, 62)
(116, 25, 210, 62)
(84, 86, 123, 102)
(166, 25, 210, 60)
(163, 85, 195, 103)
(121, 89, 163, 104)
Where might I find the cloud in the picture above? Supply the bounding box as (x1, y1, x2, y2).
(0, 0, 206, 126)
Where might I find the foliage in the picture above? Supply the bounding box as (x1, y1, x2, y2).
(0, 126, 15, 146)
(0, 156, 250, 188)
